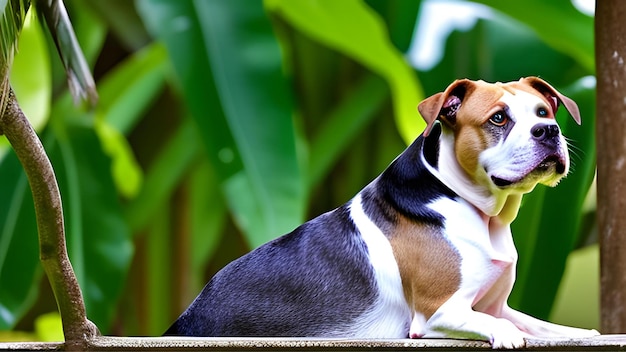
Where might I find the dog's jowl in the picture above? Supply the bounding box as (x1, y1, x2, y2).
(165, 77, 599, 349)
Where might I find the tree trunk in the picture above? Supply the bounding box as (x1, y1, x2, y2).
(596, 0, 626, 334)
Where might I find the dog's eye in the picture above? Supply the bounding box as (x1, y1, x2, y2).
(489, 111, 508, 126)
(537, 107, 549, 118)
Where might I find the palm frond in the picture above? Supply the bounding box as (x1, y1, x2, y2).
(0, 0, 29, 119)
(0, 0, 28, 64)
(37, 0, 97, 106)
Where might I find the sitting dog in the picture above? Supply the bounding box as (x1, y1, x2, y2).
(165, 77, 599, 348)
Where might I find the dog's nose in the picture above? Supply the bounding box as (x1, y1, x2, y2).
(531, 123, 560, 143)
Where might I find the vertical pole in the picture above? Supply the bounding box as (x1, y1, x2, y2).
(596, 0, 626, 334)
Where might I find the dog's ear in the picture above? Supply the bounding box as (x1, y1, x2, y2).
(521, 76, 581, 125)
(418, 79, 473, 136)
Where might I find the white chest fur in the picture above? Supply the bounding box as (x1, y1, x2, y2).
(427, 196, 517, 309)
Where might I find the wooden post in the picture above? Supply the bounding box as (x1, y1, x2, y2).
(596, 0, 626, 334)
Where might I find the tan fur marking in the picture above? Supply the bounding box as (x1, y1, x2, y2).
(455, 126, 488, 177)
(456, 82, 505, 126)
(389, 216, 462, 319)
(451, 83, 504, 177)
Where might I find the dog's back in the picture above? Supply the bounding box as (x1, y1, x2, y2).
(165, 205, 381, 337)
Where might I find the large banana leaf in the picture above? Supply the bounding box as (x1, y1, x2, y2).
(0, 152, 40, 330)
(136, 0, 305, 247)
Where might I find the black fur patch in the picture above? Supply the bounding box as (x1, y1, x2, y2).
(365, 124, 457, 230)
(422, 123, 442, 168)
(164, 205, 377, 337)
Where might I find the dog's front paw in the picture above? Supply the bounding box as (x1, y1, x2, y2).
(424, 316, 526, 349)
(488, 319, 526, 349)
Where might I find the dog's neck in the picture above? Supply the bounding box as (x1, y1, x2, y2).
(425, 129, 523, 225)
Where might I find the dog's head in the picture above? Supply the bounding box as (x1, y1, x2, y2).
(418, 77, 580, 194)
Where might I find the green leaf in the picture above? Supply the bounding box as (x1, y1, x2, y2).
(266, 0, 424, 143)
(549, 244, 599, 330)
(95, 42, 168, 134)
(90, 42, 168, 199)
(48, 124, 133, 333)
(189, 160, 226, 291)
(308, 74, 389, 187)
(195, 0, 305, 245)
(0, 151, 41, 330)
(135, 0, 242, 181)
(83, 0, 150, 51)
(137, 0, 306, 247)
(10, 9, 51, 132)
(94, 120, 143, 199)
(125, 119, 200, 232)
(471, 0, 594, 72)
(34, 312, 63, 342)
(365, 0, 422, 53)
(145, 206, 172, 335)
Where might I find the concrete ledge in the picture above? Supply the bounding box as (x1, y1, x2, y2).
(1, 335, 626, 351)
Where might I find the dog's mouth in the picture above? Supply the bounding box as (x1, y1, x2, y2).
(491, 175, 514, 187)
(536, 155, 566, 174)
(490, 154, 567, 188)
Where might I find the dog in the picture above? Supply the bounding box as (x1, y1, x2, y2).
(165, 77, 599, 348)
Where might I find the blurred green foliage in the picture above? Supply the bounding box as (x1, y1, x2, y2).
(0, 0, 596, 338)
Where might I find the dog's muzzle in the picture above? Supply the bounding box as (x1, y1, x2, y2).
(489, 123, 568, 188)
